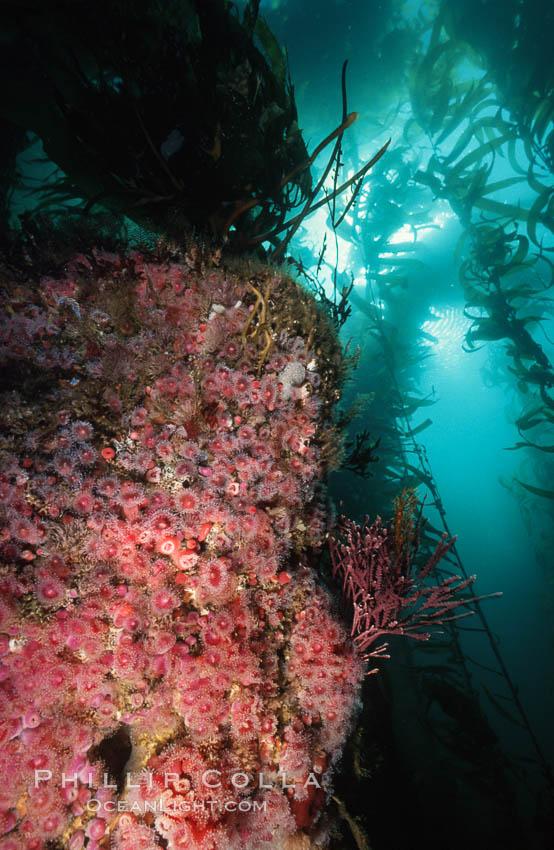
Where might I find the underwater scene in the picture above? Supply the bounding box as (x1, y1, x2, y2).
(0, 1, 553, 848)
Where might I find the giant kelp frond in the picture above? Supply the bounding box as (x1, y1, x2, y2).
(407, 5, 554, 526)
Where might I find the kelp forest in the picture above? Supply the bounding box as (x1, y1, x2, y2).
(1, 1, 553, 849)
(265, 0, 554, 846)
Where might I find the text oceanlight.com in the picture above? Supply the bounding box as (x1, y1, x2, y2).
(87, 799, 268, 814)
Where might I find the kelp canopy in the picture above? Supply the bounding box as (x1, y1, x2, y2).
(0, 0, 311, 248)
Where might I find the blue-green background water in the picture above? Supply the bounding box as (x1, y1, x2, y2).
(251, 0, 554, 832)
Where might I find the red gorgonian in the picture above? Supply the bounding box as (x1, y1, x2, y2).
(329, 496, 499, 670)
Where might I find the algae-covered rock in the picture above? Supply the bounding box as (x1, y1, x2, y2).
(0, 240, 363, 849)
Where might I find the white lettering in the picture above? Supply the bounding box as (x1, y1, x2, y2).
(202, 769, 222, 788)
(103, 773, 117, 789)
(34, 769, 52, 787)
(126, 771, 140, 789)
(258, 772, 271, 789)
(279, 771, 295, 790)
(304, 772, 322, 789)
(231, 772, 249, 789)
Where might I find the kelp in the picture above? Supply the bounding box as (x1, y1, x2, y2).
(409, 10, 554, 529)
(459, 223, 554, 403)
(0, 0, 311, 249)
(514, 479, 554, 500)
(343, 431, 381, 478)
(325, 8, 554, 805)
(297, 5, 554, 837)
(1, 0, 392, 261)
(412, 50, 554, 249)
(442, 0, 554, 175)
(326, 136, 449, 518)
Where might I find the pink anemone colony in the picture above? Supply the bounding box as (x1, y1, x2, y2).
(0, 241, 363, 849)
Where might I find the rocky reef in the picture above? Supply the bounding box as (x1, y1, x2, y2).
(0, 239, 363, 849)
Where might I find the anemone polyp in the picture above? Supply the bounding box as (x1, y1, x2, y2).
(158, 536, 180, 556)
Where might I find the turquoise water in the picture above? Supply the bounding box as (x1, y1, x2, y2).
(260, 0, 554, 841)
